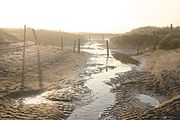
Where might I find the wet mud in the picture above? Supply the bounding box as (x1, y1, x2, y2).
(99, 68, 180, 120)
(1, 41, 179, 120)
(0, 41, 91, 120)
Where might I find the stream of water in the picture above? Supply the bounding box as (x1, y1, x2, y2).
(67, 42, 131, 120)
(21, 42, 158, 119)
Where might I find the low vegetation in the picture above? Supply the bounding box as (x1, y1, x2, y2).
(110, 26, 180, 50)
(159, 33, 180, 50)
(0, 28, 86, 47)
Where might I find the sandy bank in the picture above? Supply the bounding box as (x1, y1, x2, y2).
(0, 41, 91, 119)
(143, 49, 180, 74)
(99, 49, 180, 120)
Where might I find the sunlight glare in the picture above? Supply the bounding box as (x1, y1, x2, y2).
(0, 0, 180, 32)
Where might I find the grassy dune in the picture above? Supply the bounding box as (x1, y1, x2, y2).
(110, 26, 180, 50)
(0, 28, 86, 47)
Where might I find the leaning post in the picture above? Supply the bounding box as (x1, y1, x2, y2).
(21, 25, 26, 89)
(32, 29, 43, 88)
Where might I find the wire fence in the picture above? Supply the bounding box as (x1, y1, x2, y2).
(1, 25, 139, 91)
(0, 28, 100, 91)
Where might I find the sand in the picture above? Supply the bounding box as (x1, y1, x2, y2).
(0, 41, 91, 119)
(1, 40, 180, 119)
(143, 49, 180, 74)
(99, 49, 180, 120)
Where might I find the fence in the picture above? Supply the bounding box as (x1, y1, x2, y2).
(4, 24, 173, 90)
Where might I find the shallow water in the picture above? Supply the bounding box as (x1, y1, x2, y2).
(21, 42, 131, 119)
(68, 42, 131, 120)
(23, 96, 52, 105)
(136, 94, 157, 106)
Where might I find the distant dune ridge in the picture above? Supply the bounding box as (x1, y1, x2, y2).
(0, 28, 86, 47)
(110, 26, 180, 50)
(0, 30, 20, 45)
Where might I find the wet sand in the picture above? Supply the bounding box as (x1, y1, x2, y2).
(0, 41, 91, 119)
(99, 49, 180, 120)
(1, 41, 180, 120)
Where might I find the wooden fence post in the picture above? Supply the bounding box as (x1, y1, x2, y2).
(78, 39, 80, 53)
(61, 35, 64, 50)
(73, 40, 76, 52)
(21, 25, 26, 89)
(137, 40, 141, 56)
(153, 31, 156, 50)
(106, 40, 109, 58)
(171, 24, 173, 32)
(32, 29, 43, 88)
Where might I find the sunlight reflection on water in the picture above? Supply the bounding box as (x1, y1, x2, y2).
(23, 96, 51, 105)
(68, 42, 131, 120)
(136, 94, 157, 106)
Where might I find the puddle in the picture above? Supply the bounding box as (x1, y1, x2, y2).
(136, 94, 157, 106)
(23, 96, 52, 105)
(22, 88, 73, 105)
(68, 42, 131, 120)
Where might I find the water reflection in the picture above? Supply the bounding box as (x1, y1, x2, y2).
(68, 42, 131, 120)
(23, 96, 51, 105)
(106, 58, 109, 72)
(136, 94, 157, 106)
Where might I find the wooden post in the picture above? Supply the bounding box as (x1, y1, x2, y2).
(61, 34, 63, 50)
(137, 40, 141, 56)
(106, 40, 109, 58)
(153, 31, 156, 50)
(32, 29, 43, 88)
(58, 31, 60, 48)
(21, 25, 26, 89)
(73, 40, 76, 52)
(78, 39, 80, 53)
(171, 24, 173, 32)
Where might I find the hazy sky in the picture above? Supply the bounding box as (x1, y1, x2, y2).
(0, 0, 180, 33)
